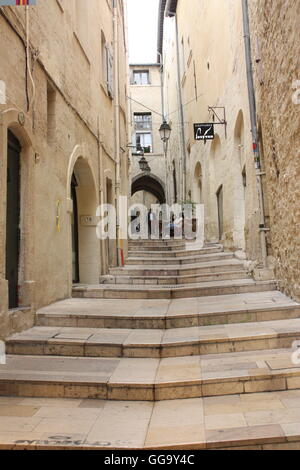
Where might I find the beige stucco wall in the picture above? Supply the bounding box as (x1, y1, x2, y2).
(129, 64, 166, 203)
(0, 0, 129, 337)
(162, 0, 264, 261)
(249, 0, 300, 301)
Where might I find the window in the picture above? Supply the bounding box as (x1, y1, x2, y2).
(134, 113, 152, 130)
(136, 132, 152, 153)
(132, 70, 150, 85)
(101, 31, 114, 98)
(180, 37, 186, 76)
(47, 82, 56, 144)
(101, 32, 107, 85)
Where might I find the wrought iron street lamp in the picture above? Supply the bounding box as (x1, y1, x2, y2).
(159, 120, 172, 143)
(139, 155, 150, 173)
(159, 120, 172, 203)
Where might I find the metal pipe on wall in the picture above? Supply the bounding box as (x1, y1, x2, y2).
(113, 0, 121, 266)
(242, 0, 268, 268)
(174, 14, 187, 204)
(164, 3, 187, 203)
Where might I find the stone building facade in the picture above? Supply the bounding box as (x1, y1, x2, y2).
(158, 0, 299, 300)
(249, 0, 300, 301)
(158, 0, 271, 262)
(129, 64, 166, 208)
(0, 0, 129, 338)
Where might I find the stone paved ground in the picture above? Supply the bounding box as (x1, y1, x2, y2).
(1, 242, 300, 449)
(0, 390, 300, 449)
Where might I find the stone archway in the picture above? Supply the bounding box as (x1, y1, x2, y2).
(0, 109, 35, 315)
(193, 162, 203, 204)
(209, 134, 222, 241)
(67, 146, 100, 285)
(233, 110, 246, 250)
(131, 174, 166, 204)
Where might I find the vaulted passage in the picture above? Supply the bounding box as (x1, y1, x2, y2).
(131, 175, 166, 205)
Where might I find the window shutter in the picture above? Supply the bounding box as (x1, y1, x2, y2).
(107, 45, 114, 98)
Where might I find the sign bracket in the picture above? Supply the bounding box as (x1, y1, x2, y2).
(208, 106, 227, 138)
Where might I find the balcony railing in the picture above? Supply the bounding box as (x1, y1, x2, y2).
(132, 145, 152, 155)
(134, 121, 152, 130)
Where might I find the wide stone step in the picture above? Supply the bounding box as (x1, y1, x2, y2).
(6, 318, 300, 359)
(110, 259, 245, 277)
(105, 270, 249, 286)
(128, 239, 187, 247)
(128, 246, 223, 258)
(36, 292, 300, 329)
(126, 251, 234, 266)
(1, 390, 300, 449)
(128, 242, 194, 252)
(0, 348, 299, 402)
(72, 279, 277, 300)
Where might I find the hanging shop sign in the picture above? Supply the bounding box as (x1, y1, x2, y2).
(194, 123, 215, 141)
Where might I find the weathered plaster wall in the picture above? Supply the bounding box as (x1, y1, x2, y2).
(0, 0, 129, 337)
(162, 0, 263, 260)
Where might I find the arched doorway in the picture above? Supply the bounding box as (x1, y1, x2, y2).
(172, 161, 177, 203)
(71, 173, 79, 283)
(233, 110, 246, 250)
(209, 134, 223, 241)
(131, 191, 159, 210)
(193, 162, 203, 204)
(6, 130, 21, 308)
(131, 174, 166, 204)
(70, 157, 100, 284)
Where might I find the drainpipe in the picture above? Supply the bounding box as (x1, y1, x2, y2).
(113, 0, 121, 266)
(124, 0, 132, 201)
(158, 51, 169, 203)
(242, 0, 268, 268)
(25, 5, 35, 113)
(174, 15, 187, 204)
(165, 6, 187, 203)
(97, 115, 106, 275)
(158, 51, 165, 119)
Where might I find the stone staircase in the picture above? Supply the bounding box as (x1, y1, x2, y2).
(1, 240, 300, 449)
(72, 242, 276, 299)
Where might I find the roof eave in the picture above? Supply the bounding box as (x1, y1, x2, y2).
(157, 0, 178, 62)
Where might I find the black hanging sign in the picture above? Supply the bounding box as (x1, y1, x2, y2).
(194, 123, 215, 141)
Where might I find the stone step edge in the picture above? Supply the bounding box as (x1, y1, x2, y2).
(72, 281, 277, 300)
(102, 269, 252, 286)
(127, 253, 232, 262)
(0, 361, 299, 402)
(110, 261, 244, 273)
(73, 280, 275, 293)
(36, 304, 300, 329)
(6, 329, 300, 358)
(127, 248, 223, 256)
(111, 263, 243, 270)
(105, 270, 248, 282)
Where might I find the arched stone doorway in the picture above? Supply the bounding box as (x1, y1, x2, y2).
(0, 110, 35, 314)
(6, 131, 21, 308)
(67, 150, 100, 285)
(209, 134, 223, 241)
(233, 110, 246, 250)
(193, 162, 203, 204)
(131, 174, 166, 205)
(172, 161, 177, 203)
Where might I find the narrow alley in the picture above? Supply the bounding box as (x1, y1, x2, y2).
(0, 0, 299, 453)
